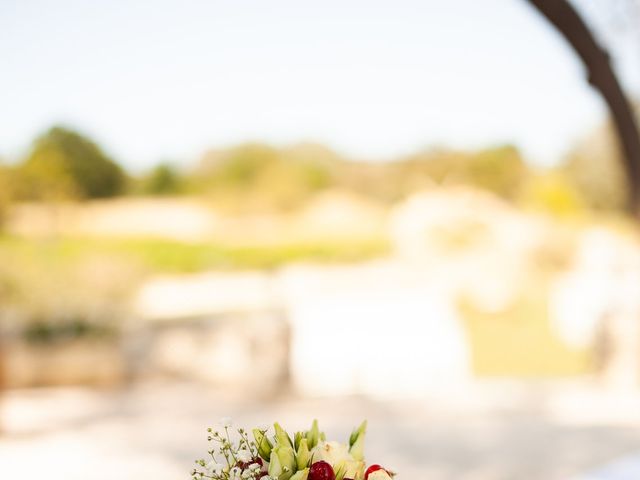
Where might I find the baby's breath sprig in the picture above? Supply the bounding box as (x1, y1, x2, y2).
(192, 419, 267, 480)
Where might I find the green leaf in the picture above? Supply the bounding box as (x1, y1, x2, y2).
(294, 431, 303, 451)
(349, 420, 367, 447)
(290, 468, 309, 480)
(274, 422, 293, 448)
(269, 450, 283, 478)
(334, 461, 347, 480)
(253, 428, 273, 461)
(276, 445, 297, 480)
(306, 419, 320, 450)
(349, 421, 367, 461)
(296, 438, 310, 470)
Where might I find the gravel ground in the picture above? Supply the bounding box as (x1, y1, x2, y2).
(2, 381, 640, 480)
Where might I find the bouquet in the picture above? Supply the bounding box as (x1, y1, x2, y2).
(192, 419, 395, 480)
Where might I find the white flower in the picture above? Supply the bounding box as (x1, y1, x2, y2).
(220, 417, 233, 428)
(367, 470, 393, 480)
(237, 448, 252, 463)
(249, 463, 261, 471)
(206, 461, 223, 475)
(311, 441, 354, 465)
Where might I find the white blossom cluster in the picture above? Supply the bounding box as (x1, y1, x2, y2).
(192, 418, 270, 480)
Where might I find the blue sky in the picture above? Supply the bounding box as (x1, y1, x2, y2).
(1, 0, 638, 170)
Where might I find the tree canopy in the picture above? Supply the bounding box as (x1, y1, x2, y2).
(18, 126, 125, 200)
(141, 163, 184, 196)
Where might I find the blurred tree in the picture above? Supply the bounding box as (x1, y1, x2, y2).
(209, 143, 278, 188)
(465, 146, 528, 199)
(141, 162, 184, 195)
(17, 126, 125, 201)
(385, 145, 529, 201)
(561, 105, 640, 212)
(0, 163, 13, 229)
(192, 142, 531, 209)
(196, 142, 335, 211)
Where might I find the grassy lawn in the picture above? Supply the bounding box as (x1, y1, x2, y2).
(460, 291, 590, 377)
(0, 235, 391, 273)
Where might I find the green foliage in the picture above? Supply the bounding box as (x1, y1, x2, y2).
(8, 124, 621, 219)
(189, 142, 529, 210)
(397, 145, 528, 199)
(18, 126, 125, 200)
(195, 143, 335, 211)
(0, 235, 390, 274)
(141, 162, 184, 195)
(464, 146, 528, 199)
(334, 145, 529, 203)
(0, 163, 13, 228)
(6, 118, 632, 218)
(22, 318, 116, 344)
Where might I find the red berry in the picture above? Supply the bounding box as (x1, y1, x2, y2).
(365, 465, 387, 480)
(309, 461, 335, 480)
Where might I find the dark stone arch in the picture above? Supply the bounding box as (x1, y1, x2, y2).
(527, 0, 640, 214)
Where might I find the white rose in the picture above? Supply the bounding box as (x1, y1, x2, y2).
(368, 470, 393, 480)
(311, 441, 353, 465)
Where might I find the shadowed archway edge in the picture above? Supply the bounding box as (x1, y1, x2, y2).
(527, 0, 640, 215)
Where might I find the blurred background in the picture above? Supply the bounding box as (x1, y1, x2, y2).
(2, 0, 640, 478)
